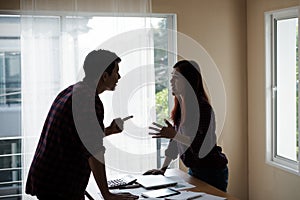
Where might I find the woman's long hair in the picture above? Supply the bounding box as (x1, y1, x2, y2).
(170, 60, 210, 126)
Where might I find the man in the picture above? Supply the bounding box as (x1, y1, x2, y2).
(26, 50, 138, 200)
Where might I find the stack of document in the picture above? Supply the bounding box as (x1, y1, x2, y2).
(165, 191, 205, 199)
(165, 191, 227, 200)
(137, 191, 226, 200)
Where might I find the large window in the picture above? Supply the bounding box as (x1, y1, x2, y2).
(265, 7, 300, 174)
(0, 13, 176, 199)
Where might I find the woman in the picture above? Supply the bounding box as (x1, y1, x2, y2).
(146, 60, 228, 192)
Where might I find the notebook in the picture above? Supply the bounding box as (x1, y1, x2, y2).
(136, 175, 177, 189)
(141, 188, 180, 198)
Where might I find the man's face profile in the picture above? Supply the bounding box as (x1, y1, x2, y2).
(104, 62, 121, 91)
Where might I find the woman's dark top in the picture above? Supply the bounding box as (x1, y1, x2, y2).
(165, 100, 228, 169)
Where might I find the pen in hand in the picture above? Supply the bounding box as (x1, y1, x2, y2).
(122, 115, 133, 121)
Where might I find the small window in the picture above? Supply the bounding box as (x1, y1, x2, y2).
(0, 14, 21, 106)
(0, 52, 21, 105)
(265, 7, 300, 174)
(0, 138, 22, 199)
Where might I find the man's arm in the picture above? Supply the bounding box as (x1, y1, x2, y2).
(88, 153, 138, 200)
(88, 153, 111, 199)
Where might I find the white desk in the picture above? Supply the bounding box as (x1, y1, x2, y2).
(87, 168, 239, 200)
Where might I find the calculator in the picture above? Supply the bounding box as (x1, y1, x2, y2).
(107, 174, 137, 189)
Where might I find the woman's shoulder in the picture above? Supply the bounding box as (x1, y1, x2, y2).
(199, 98, 213, 111)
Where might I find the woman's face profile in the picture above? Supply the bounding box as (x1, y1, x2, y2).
(170, 68, 185, 95)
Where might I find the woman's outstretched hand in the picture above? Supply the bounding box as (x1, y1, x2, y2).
(148, 119, 177, 139)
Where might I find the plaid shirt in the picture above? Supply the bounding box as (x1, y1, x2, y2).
(26, 81, 105, 199)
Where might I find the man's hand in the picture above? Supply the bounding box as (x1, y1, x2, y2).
(108, 118, 123, 134)
(105, 116, 133, 136)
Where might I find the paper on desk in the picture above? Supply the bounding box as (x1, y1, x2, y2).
(109, 187, 148, 197)
(165, 191, 227, 200)
(194, 194, 227, 200)
(165, 191, 226, 200)
(166, 176, 196, 191)
(165, 191, 205, 200)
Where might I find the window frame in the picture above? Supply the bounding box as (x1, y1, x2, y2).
(265, 6, 300, 175)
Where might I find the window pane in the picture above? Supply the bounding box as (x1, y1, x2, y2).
(0, 53, 4, 104)
(0, 139, 22, 197)
(5, 52, 21, 105)
(276, 18, 298, 161)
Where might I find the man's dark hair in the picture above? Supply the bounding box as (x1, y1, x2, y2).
(83, 49, 121, 82)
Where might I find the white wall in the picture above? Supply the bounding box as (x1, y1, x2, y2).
(247, 0, 300, 200)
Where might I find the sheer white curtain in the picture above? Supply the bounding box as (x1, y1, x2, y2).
(21, 1, 82, 199)
(21, 0, 155, 199)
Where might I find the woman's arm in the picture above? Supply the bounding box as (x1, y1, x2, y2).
(173, 133, 191, 146)
(143, 156, 173, 175)
(160, 156, 173, 172)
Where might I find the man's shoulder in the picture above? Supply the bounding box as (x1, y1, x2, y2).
(57, 82, 90, 97)
(55, 84, 76, 100)
(72, 81, 95, 95)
